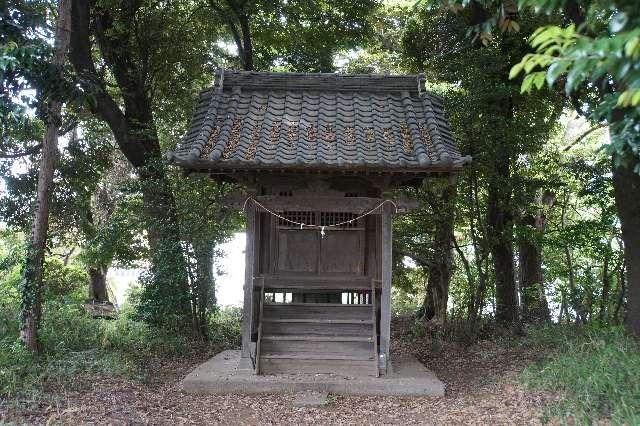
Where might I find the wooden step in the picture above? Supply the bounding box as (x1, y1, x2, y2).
(262, 319, 372, 336)
(261, 335, 373, 354)
(262, 318, 372, 324)
(262, 334, 373, 342)
(263, 303, 372, 321)
(261, 353, 374, 361)
(259, 358, 378, 377)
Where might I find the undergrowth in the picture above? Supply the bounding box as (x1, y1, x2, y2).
(520, 325, 640, 424)
(0, 298, 241, 397)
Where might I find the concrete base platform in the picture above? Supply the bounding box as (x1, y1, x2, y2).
(180, 350, 445, 397)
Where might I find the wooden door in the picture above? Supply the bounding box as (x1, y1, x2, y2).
(273, 211, 365, 276)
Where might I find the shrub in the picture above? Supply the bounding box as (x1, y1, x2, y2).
(42, 258, 88, 299)
(0, 294, 244, 397)
(208, 306, 242, 351)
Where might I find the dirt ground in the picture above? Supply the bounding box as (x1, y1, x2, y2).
(0, 320, 560, 425)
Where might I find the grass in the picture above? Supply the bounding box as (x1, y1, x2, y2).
(520, 325, 640, 424)
(0, 298, 241, 397)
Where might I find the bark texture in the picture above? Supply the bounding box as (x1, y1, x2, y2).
(19, 0, 71, 352)
(88, 267, 109, 303)
(612, 158, 640, 336)
(487, 161, 518, 324)
(518, 204, 551, 323)
(422, 183, 457, 323)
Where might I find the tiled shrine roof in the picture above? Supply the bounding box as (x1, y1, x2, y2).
(168, 70, 470, 173)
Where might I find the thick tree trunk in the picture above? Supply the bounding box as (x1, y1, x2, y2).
(19, 0, 71, 352)
(69, 0, 192, 329)
(88, 266, 109, 303)
(487, 176, 518, 324)
(422, 183, 456, 323)
(612, 157, 640, 336)
(138, 161, 192, 322)
(518, 210, 551, 323)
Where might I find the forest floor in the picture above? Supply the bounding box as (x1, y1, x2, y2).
(0, 319, 561, 425)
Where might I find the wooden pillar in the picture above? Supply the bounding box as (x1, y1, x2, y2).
(240, 202, 256, 366)
(379, 203, 393, 373)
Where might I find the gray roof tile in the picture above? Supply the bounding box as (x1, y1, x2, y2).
(168, 70, 471, 173)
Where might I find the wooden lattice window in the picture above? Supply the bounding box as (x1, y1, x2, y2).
(278, 211, 315, 227)
(320, 212, 359, 228)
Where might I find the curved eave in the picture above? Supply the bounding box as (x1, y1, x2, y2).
(167, 152, 471, 175)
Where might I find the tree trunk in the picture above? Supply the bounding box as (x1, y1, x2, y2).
(88, 266, 109, 303)
(598, 251, 611, 322)
(138, 161, 192, 323)
(422, 183, 456, 323)
(518, 209, 551, 323)
(19, 0, 71, 352)
(465, 171, 489, 323)
(487, 176, 518, 324)
(614, 259, 627, 322)
(612, 157, 640, 336)
(68, 0, 192, 329)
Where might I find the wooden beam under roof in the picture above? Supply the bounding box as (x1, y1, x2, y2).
(222, 194, 419, 214)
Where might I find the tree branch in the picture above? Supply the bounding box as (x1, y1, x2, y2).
(68, 0, 145, 167)
(563, 123, 607, 151)
(393, 249, 435, 268)
(0, 144, 43, 158)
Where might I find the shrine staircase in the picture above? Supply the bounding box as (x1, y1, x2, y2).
(255, 277, 379, 377)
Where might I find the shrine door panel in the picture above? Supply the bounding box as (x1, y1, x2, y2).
(277, 229, 318, 273)
(319, 231, 364, 274)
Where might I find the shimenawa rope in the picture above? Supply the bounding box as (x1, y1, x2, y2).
(242, 197, 397, 237)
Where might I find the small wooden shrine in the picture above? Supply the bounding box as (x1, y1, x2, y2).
(169, 70, 469, 377)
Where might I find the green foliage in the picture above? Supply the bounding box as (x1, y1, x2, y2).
(401, 6, 564, 321)
(42, 258, 88, 299)
(0, 295, 242, 396)
(0, 1, 51, 133)
(208, 0, 379, 72)
(340, 3, 411, 74)
(511, 3, 640, 168)
(522, 325, 640, 424)
(435, 0, 640, 169)
(392, 285, 424, 316)
(207, 307, 243, 350)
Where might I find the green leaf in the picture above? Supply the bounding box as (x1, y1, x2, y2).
(625, 37, 640, 58)
(509, 61, 525, 79)
(565, 61, 589, 94)
(519, 72, 548, 92)
(609, 12, 628, 34)
(546, 60, 570, 85)
(532, 71, 546, 89)
(530, 26, 559, 48)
